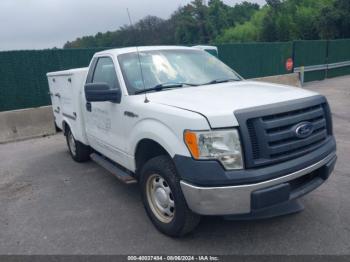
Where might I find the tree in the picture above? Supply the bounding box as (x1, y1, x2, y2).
(215, 7, 267, 43)
(208, 0, 231, 39)
(64, 0, 350, 48)
(316, 0, 350, 39)
(257, 0, 335, 42)
(64, 0, 260, 48)
(173, 0, 212, 44)
(229, 1, 260, 25)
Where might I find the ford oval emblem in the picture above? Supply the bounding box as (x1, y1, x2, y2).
(295, 122, 314, 138)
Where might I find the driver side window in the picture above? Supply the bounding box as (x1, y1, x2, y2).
(92, 57, 120, 90)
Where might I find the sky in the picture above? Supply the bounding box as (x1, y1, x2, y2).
(0, 0, 265, 51)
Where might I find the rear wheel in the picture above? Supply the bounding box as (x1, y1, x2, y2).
(66, 128, 90, 162)
(140, 155, 200, 237)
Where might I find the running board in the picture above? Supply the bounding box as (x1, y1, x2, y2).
(90, 153, 137, 184)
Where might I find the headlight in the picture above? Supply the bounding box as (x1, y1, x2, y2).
(184, 129, 243, 170)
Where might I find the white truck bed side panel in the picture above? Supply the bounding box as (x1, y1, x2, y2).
(47, 68, 89, 144)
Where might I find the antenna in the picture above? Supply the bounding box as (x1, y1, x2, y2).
(126, 8, 133, 27)
(126, 8, 149, 103)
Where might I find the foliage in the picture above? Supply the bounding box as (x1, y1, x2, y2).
(64, 0, 350, 48)
(259, 0, 334, 41)
(64, 0, 259, 48)
(316, 0, 350, 39)
(217, 0, 342, 43)
(64, 16, 175, 48)
(215, 7, 267, 42)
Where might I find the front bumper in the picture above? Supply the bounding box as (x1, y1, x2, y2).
(180, 152, 336, 215)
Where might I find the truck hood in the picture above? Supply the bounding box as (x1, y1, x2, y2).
(147, 81, 318, 128)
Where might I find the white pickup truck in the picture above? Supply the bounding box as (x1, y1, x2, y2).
(47, 46, 337, 237)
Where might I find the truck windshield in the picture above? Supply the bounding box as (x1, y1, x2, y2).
(118, 49, 242, 95)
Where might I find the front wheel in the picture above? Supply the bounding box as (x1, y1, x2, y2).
(140, 155, 200, 237)
(66, 128, 90, 162)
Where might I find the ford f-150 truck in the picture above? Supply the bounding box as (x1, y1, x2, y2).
(47, 46, 337, 237)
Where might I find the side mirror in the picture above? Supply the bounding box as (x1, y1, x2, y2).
(84, 83, 121, 103)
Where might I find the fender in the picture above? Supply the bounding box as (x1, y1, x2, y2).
(127, 118, 191, 172)
(62, 116, 89, 145)
(62, 119, 73, 136)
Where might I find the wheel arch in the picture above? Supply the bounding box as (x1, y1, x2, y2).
(61, 119, 77, 139)
(129, 118, 191, 173)
(134, 138, 171, 175)
(62, 120, 70, 136)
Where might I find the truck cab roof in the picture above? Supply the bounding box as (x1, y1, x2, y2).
(94, 46, 198, 56)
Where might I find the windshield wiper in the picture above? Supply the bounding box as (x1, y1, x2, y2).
(135, 82, 198, 94)
(203, 78, 240, 85)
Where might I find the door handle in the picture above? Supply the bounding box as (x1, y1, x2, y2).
(54, 93, 61, 98)
(86, 102, 92, 112)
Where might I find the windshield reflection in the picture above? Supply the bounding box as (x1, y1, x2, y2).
(118, 49, 241, 94)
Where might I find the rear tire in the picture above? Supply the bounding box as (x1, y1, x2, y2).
(140, 155, 201, 237)
(66, 128, 90, 162)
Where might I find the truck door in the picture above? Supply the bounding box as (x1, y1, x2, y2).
(84, 56, 126, 163)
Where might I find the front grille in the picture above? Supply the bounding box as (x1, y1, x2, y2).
(235, 96, 332, 168)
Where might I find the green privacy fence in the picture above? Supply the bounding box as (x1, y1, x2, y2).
(0, 48, 104, 112)
(327, 39, 350, 78)
(0, 39, 349, 112)
(293, 40, 328, 82)
(293, 39, 350, 82)
(217, 42, 293, 79)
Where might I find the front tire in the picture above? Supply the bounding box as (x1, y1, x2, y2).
(66, 128, 90, 162)
(140, 155, 200, 237)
